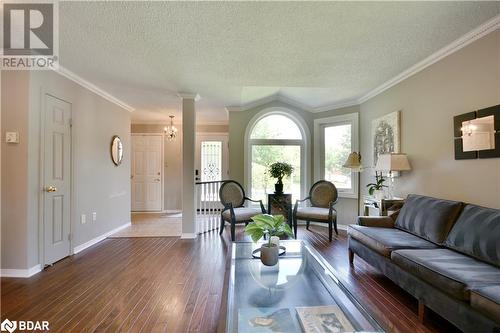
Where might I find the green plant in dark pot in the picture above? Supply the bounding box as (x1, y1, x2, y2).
(268, 162, 294, 194)
(244, 214, 294, 266)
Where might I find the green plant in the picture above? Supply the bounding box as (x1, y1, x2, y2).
(244, 214, 294, 246)
(268, 162, 294, 185)
(366, 172, 387, 196)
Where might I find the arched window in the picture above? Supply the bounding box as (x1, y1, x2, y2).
(246, 110, 309, 202)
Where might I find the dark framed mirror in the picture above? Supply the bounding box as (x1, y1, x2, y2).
(110, 135, 123, 166)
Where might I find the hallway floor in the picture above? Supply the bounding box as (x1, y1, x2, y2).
(1, 226, 459, 333)
(110, 212, 183, 237)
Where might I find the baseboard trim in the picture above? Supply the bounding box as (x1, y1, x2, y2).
(73, 222, 131, 254)
(180, 233, 197, 239)
(1, 264, 42, 278)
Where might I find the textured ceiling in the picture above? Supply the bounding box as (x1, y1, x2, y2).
(58, 2, 500, 124)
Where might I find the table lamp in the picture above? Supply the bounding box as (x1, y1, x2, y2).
(374, 153, 411, 198)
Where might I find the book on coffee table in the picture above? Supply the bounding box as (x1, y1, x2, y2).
(296, 305, 355, 333)
(238, 307, 300, 333)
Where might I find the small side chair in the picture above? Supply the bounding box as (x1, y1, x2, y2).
(219, 180, 266, 241)
(293, 180, 339, 241)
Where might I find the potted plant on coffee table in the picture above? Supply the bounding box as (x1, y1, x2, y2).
(244, 214, 294, 266)
(268, 162, 294, 194)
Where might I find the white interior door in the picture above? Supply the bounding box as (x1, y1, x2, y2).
(195, 134, 229, 182)
(43, 94, 72, 265)
(131, 134, 163, 211)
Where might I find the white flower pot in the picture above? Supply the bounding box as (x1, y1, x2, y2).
(374, 190, 385, 200)
(260, 243, 279, 266)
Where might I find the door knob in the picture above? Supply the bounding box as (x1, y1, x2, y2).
(45, 186, 57, 192)
(155, 178, 160, 182)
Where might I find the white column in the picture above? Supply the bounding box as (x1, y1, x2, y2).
(180, 93, 199, 239)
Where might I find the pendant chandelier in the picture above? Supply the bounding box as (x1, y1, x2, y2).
(164, 115, 178, 141)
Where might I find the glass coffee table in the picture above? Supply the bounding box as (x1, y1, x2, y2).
(225, 240, 383, 332)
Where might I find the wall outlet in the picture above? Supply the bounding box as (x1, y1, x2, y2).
(92, 212, 97, 222)
(81, 214, 86, 224)
(6, 132, 19, 143)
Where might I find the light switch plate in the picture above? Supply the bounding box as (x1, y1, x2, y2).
(81, 214, 86, 224)
(6, 132, 19, 143)
(92, 212, 97, 222)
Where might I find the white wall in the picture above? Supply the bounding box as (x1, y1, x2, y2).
(359, 29, 500, 209)
(1, 71, 31, 269)
(1, 70, 131, 270)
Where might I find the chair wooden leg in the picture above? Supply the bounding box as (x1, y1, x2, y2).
(328, 220, 333, 242)
(418, 300, 426, 323)
(230, 221, 236, 241)
(348, 249, 354, 265)
(293, 217, 298, 239)
(219, 216, 225, 235)
(306, 220, 310, 230)
(334, 217, 338, 235)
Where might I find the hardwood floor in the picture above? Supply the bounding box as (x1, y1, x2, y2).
(1, 225, 459, 333)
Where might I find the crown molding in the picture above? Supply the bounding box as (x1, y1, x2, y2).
(311, 98, 360, 113)
(226, 15, 500, 113)
(54, 66, 134, 112)
(225, 92, 358, 113)
(177, 92, 201, 101)
(358, 14, 500, 103)
(131, 120, 228, 126)
(225, 94, 278, 112)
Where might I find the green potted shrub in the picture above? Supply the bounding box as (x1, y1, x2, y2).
(268, 162, 294, 194)
(244, 214, 294, 266)
(367, 172, 387, 200)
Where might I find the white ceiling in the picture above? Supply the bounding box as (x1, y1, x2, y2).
(58, 2, 500, 124)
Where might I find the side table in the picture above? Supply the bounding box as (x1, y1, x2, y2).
(267, 193, 292, 226)
(363, 196, 405, 216)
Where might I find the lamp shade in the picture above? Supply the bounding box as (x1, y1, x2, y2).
(343, 152, 363, 172)
(375, 153, 411, 171)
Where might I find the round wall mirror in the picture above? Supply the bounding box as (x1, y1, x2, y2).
(110, 135, 123, 166)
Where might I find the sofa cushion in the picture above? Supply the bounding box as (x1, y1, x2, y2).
(395, 194, 463, 244)
(296, 207, 334, 221)
(222, 207, 262, 222)
(348, 225, 437, 257)
(445, 204, 500, 268)
(392, 248, 500, 301)
(470, 285, 500, 323)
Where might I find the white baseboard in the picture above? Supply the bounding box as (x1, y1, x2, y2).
(73, 222, 131, 254)
(1, 264, 42, 278)
(180, 233, 197, 239)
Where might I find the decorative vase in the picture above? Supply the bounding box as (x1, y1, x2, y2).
(260, 243, 279, 266)
(374, 189, 385, 200)
(274, 181, 284, 194)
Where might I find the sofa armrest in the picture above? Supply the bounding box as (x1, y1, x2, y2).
(356, 216, 395, 228)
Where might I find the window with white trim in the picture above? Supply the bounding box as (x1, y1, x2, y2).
(249, 114, 304, 202)
(315, 113, 359, 198)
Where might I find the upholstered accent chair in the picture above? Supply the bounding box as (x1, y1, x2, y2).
(292, 180, 339, 241)
(219, 180, 266, 241)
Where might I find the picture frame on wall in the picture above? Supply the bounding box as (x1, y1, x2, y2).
(371, 110, 401, 167)
(453, 104, 500, 160)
